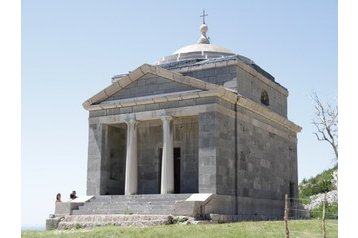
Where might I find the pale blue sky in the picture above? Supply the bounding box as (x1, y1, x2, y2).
(22, 0, 337, 228)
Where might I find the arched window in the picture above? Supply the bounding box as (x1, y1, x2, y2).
(261, 90, 269, 106)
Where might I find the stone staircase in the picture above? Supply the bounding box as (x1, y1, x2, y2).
(72, 194, 191, 216)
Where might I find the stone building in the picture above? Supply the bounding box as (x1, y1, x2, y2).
(48, 18, 301, 228)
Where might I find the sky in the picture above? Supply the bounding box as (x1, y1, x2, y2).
(19, 0, 338, 229)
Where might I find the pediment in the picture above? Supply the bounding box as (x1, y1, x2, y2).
(83, 64, 220, 109)
(106, 73, 198, 101)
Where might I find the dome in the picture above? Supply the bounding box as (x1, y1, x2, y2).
(174, 43, 233, 55)
(155, 20, 235, 65)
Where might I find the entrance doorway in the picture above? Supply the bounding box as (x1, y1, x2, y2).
(158, 147, 181, 193)
(173, 148, 181, 193)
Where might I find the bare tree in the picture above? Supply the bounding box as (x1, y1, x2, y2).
(312, 92, 338, 160)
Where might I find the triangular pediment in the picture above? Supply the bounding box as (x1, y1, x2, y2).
(106, 73, 198, 101)
(83, 64, 219, 109)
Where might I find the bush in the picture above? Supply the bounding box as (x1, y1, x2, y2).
(75, 224, 82, 229)
(299, 166, 337, 200)
(172, 216, 189, 224)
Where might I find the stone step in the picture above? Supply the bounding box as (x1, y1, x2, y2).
(73, 209, 175, 215)
(89, 198, 184, 203)
(79, 200, 177, 206)
(58, 220, 169, 228)
(72, 194, 191, 216)
(82, 200, 178, 207)
(76, 206, 175, 212)
(78, 204, 175, 211)
(92, 194, 191, 201)
(72, 210, 128, 215)
(76, 209, 175, 215)
(58, 214, 172, 228)
(89, 198, 186, 204)
(64, 214, 171, 222)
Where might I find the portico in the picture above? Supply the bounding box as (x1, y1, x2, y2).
(87, 105, 205, 196)
(121, 115, 176, 195)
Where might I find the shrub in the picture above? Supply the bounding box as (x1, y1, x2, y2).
(299, 166, 337, 199)
(75, 224, 82, 229)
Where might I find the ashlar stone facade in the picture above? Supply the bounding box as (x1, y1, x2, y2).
(81, 21, 301, 220)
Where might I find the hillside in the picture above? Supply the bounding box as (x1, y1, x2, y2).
(299, 165, 338, 218)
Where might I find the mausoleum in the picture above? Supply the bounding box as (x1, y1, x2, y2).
(47, 15, 301, 229)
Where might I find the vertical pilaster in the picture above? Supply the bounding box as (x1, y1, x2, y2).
(124, 119, 138, 195)
(86, 123, 104, 196)
(161, 116, 174, 194)
(198, 112, 218, 193)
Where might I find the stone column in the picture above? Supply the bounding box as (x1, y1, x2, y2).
(161, 116, 174, 194)
(124, 118, 138, 195)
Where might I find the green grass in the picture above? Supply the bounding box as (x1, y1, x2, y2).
(22, 220, 337, 238)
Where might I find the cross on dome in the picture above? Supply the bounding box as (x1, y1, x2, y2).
(200, 9, 208, 24)
(198, 9, 210, 44)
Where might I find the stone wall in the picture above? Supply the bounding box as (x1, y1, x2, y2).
(236, 67, 288, 117)
(104, 124, 126, 195)
(204, 194, 284, 219)
(216, 111, 236, 196)
(236, 106, 298, 201)
(182, 65, 287, 117)
(86, 123, 104, 195)
(198, 111, 218, 194)
(197, 98, 298, 212)
(137, 120, 162, 194)
(87, 100, 298, 202)
(183, 66, 237, 90)
(136, 117, 199, 194)
(87, 116, 200, 195)
(87, 124, 127, 196)
(173, 116, 199, 193)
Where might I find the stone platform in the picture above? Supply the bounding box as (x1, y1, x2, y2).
(47, 193, 215, 229)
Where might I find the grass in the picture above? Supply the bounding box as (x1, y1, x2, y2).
(22, 219, 337, 238)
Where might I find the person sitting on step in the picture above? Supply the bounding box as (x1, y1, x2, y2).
(70, 190, 78, 200)
(56, 193, 62, 203)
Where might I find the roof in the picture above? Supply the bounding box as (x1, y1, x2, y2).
(83, 64, 301, 133)
(158, 54, 287, 90)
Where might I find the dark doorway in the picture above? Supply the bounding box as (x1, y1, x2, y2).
(158, 148, 162, 193)
(174, 147, 181, 193)
(289, 182, 295, 198)
(158, 147, 181, 193)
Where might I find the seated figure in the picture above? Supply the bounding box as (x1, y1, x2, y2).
(70, 190, 78, 200)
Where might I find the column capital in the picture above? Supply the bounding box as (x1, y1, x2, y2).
(160, 115, 172, 122)
(125, 118, 137, 126)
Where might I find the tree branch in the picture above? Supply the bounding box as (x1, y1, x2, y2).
(311, 92, 338, 160)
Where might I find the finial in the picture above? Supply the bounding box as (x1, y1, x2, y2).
(198, 9, 210, 44)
